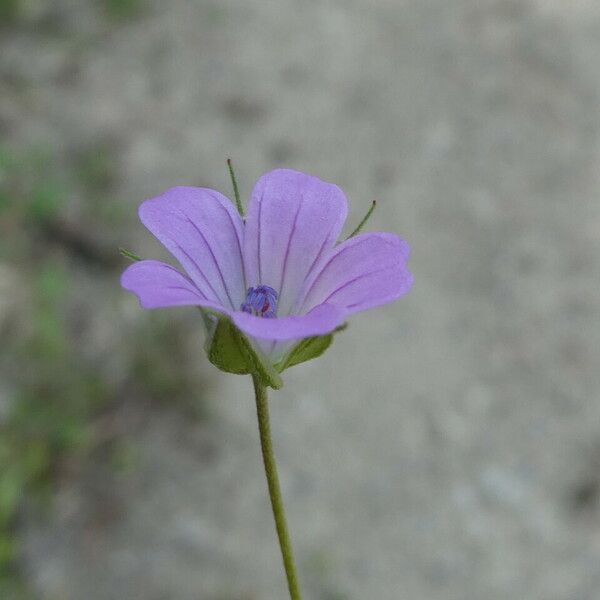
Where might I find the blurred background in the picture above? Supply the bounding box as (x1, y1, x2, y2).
(1, 0, 600, 598)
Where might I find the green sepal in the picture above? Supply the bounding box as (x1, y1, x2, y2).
(119, 247, 142, 262)
(276, 323, 347, 372)
(205, 316, 251, 375)
(203, 311, 283, 390)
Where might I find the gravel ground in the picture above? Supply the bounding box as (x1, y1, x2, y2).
(3, 0, 600, 598)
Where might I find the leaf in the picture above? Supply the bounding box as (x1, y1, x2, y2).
(276, 323, 347, 372)
(204, 315, 283, 390)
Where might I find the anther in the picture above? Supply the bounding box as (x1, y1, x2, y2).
(241, 285, 278, 318)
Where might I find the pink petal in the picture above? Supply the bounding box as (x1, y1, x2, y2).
(244, 169, 348, 316)
(299, 233, 413, 314)
(121, 260, 229, 313)
(231, 303, 346, 341)
(139, 187, 245, 310)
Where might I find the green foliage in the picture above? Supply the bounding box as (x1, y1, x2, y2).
(0, 146, 65, 230)
(102, 0, 143, 21)
(28, 265, 70, 360)
(0, 262, 100, 586)
(0, 148, 78, 591)
(0, 143, 207, 592)
(0, 0, 19, 23)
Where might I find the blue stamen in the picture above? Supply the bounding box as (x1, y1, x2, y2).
(241, 285, 278, 318)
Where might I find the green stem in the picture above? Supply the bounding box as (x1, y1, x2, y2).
(252, 375, 303, 600)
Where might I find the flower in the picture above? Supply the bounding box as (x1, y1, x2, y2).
(121, 169, 413, 364)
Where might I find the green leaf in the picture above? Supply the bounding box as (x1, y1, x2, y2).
(276, 323, 347, 372)
(204, 314, 283, 389)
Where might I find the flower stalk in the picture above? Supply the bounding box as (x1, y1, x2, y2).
(252, 375, 303, 600)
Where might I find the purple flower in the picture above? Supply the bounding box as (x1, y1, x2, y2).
(121, 169, 413, 362)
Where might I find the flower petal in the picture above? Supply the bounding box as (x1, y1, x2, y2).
(244, 169, 348, 316)
(231, 303, 346, 341)
(299, 233, 413, 314)
(139, 187, 245, 310)
(121, 260, 228, 313)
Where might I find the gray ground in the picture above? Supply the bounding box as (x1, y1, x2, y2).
(3, 0, 600, 598)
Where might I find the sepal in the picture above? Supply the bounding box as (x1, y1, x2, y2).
(202, 311, 283, 389)
(276, 323, 347, 372)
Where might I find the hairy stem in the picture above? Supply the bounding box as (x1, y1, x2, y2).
(252, 375, 302, 600)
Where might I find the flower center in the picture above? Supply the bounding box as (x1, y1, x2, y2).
(241, 285, 278, 318)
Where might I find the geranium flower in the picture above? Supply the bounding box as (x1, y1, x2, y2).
(121, 169, 413, 366)
(121, 167, 414, 597)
